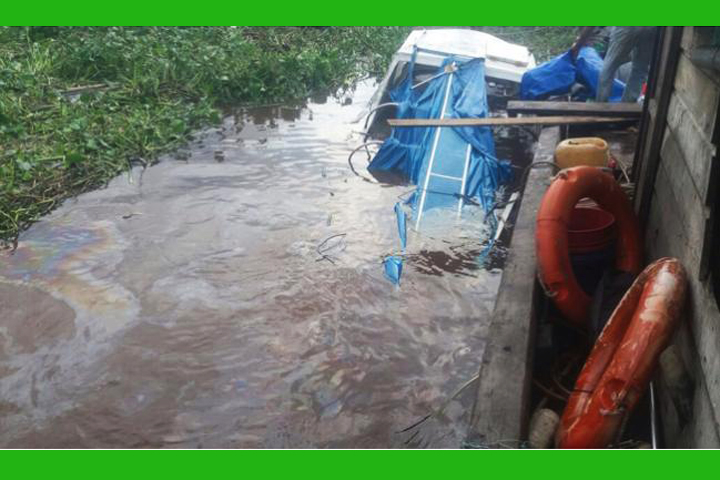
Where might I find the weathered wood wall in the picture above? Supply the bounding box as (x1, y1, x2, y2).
(643, 26, 720, 447)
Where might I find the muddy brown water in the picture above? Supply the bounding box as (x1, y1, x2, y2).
(0, 80, 533, 448)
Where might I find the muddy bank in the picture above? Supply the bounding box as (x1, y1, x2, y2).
(0, 80, 532, 448)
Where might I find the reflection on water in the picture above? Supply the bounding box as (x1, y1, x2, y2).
(0, 80, 533, 448)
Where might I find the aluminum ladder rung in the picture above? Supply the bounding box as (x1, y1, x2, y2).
(429, 172, 464, 181)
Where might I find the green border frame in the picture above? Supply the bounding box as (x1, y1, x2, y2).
(3, 1, 719, 24)
(1, 448, 718, 473)
(2, 5, 720, 461)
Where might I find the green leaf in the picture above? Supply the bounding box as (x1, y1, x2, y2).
(65, 152, 83, 166)
(171, 118, 186, 134)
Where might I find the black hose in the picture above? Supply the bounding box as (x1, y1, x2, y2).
(347, 141, 384, 183)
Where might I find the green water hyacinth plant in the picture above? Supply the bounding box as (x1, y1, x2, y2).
(0, 26, 574, 243)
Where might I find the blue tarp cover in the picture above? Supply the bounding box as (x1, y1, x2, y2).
(383, 255, 403, 285)
(368, 53, 511, 215)
(575, 47, 625, 102)
(394, 202, 407, 250)
(371, 50, 512, 285)
(520, 47, 625, 102)
(519, 51, 577, 101)
(382, 202, 407, 285)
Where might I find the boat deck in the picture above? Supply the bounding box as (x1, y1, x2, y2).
(470, 119, 639, 447)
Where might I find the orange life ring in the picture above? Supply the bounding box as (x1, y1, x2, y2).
(556, 258, 687, 449)
(536, 166, 642, 326)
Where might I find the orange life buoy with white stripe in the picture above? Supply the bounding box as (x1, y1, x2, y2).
(556, 258, 687, 449)
(536, 166, 642, 326)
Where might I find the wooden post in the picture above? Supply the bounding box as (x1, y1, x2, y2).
(633, 27, 684, 230)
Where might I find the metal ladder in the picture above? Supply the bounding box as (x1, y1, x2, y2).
(414, 63, 473, 230)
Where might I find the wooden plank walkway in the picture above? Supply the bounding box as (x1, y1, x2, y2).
(507, 100, 643, 118)
(470, 127, 561, 447)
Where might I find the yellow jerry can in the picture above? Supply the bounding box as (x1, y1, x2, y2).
(554, 137, 609, 169)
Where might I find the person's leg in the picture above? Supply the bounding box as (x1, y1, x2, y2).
(620, 27, 656, 102)
(597, 27, 636, 102)
(616, 61, 633, 84)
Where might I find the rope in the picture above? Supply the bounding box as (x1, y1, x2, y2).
(397, 373, 480, 436)
(315, 233, 347, 264)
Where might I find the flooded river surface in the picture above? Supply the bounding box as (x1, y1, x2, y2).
(0, 80, 532, 448)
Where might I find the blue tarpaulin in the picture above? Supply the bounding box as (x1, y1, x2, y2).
(394, 202, 407, 250)
(382, 202, 408, 285)
(370, 50, 511, 285)
(519, 51, 577, 101)
(575, 47, 625, 102)
(520, 47, 625, 102)
(368, 52, 511, 221)
(383, 255, 403, 285)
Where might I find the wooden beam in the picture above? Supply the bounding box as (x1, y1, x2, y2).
(506, 100, 642, 118)
(387, 116, 633, 128)
(634, 27, 684, 231)
(699, 70, 720, 280)
(470, 127, 561, 447)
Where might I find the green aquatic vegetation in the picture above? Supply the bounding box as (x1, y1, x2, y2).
(476, 26, 578, 62)
(0, 26, 573, 242)
(0, 26, 411, 242)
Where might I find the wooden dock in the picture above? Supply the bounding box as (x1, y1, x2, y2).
(470, 127, 560, 446)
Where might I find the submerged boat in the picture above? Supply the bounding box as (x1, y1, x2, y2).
(357, 28, 535, 223)
(365, 28, 536, 139)
(350, 29, 536, 284)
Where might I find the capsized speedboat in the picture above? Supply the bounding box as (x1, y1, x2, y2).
(364, 28, 536, 139)
(351, 28, 535, 285)
(356, 28, 536, 220)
